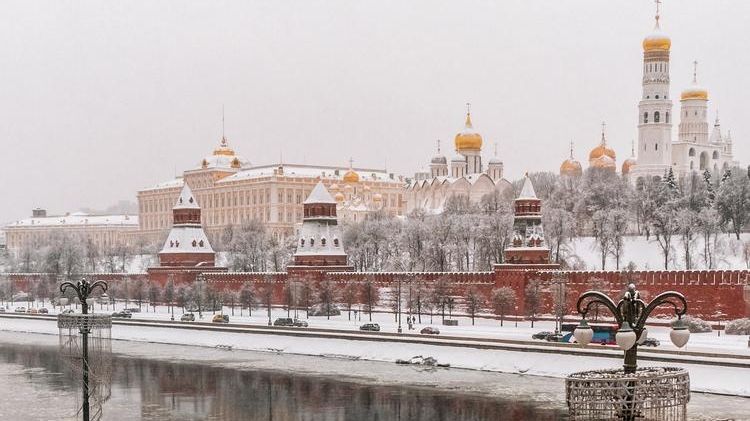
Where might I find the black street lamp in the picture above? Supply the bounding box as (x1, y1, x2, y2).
(573, 283, 690, 374)
(397, 276, 402, 334)
(59, 278, 108, 421)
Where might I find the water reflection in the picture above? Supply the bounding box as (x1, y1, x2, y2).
(0, 343, 567, 420)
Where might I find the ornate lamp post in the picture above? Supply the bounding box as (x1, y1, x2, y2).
(58, 278, 110, 421)
(568, 283, 691, 421)
(196, 273, 205, 320)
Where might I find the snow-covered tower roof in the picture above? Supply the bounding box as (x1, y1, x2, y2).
(502, 174, 553, 266)
(157, 183, 216, 267)
(518, 174, 538, 200)
(290, 181, 351, 270)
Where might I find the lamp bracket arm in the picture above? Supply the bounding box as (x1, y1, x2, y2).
(576, 290, 622, 324)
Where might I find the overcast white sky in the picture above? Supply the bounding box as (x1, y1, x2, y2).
(1, 0, 747, 223)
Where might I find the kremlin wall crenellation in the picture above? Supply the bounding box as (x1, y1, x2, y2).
(3, 8, 749, 319)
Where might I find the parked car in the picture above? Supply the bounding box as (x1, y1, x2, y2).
(61, 309, 75, 315)
(180, 313, 196, 322)
(124, 307, 141, 313)
(545, 333, 564, 342)
(0, 307, 5, 313)
(359, 323, 380, 332)
(292, 318, 308, 327)
(274, 318, 294, 327)
(112, 311, 132, 319)
(420, 326, 440, 335)
(212, 314, 229, 323)
(14, 307, 26, 313)
(38, 308, 49, 314)
(641, 338, 660, 347)
(27, 308, 38, 314)
(532, 331, 555, 340)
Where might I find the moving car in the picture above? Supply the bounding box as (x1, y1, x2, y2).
(112, 311, 132, 318)
(27, 308, 38, 314)
(212, 314, 229, 323)
(274, 317, 295, 327)
(14, 307, 26, 313)
(124, 307, 141, 313)
(0, 307, 5, 313)
(532, 331, 555, 340)
(38, 308, 49, 314)
(641, 338, 660, 347)
(420, 326, 440, 335)
(292, 318, 308, 327)
(180, 313, 195, 322)
(359, 323, 380, 332)
(61, 309, 75, 315)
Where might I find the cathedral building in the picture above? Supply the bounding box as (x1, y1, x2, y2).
(137, 135, 406, 246)
(405, 107, 512, 214)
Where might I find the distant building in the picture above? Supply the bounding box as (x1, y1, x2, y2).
(405, 107, 512, 214)
(136, 135, 406, 246)
(3, 209, 138, 257)
(502, 174, 555, 267)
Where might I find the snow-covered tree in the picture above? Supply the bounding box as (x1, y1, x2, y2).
(542, 207, 576, 264)
(239, 282, 257, 316)
(716, 167, 750, 240)
(464, 285, 485, 325)
(524, 279, 542, 328)
(491, 286, 516, 327)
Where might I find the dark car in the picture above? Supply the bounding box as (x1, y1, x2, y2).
(180, 313, 195, 322)
(359, 323, 380, 332)
(0, 307, 5, 313)
(420, 326, 440, 335)
(61, 309, 75, 315)
(112, 311, 132, 319)
(274, 318, 294, 327)
(124, 307, 141, 313)
(38, 308, 49, 314)
(532, 331, 555, 340)
(212, 314, 229, 323)
(14, 307, 26, 313)
(641, 338, 660, 347)
(293, 319, 308, 327)
(545, 333, 565, 342)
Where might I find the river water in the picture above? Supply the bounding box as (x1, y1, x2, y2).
(0, 337, 567, 420)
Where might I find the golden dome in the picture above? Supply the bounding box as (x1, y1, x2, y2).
(591, 155, 616, 171)
(643, 15, 670, 52)
(343, 169, 360, 183)
(213, 136, 236, 156)
(589, 144, 616, 161)
(334, 192, 345, 202)
(560, 158, 583, 177)
(454, 113, 483, 151)
(622, 157, 637, 174)
(681, 85, 708, 101)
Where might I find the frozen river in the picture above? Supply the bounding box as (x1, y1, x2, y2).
(0, 331, 747, 420)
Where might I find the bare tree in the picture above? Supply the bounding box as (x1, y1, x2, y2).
(239, 282, 257, 316)
(148, 282, 161, 313)
(491, 287, 517, 327)
(464, 285, 485, 325)
(524, 279, 542, 328)
(360, 277, 379, 321)
(317, 278, 338, 320)
(340, 281, 359, 320)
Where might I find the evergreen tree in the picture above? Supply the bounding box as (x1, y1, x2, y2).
(703, 169, 715, 205)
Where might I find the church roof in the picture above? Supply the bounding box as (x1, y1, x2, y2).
(173, 184, 200, 210)
(304, 181, 336, 204)
(518, 175, 537, 200)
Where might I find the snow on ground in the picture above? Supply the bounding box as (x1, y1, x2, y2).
(2, 304, 749, 397)
(570, 233, 750, 271)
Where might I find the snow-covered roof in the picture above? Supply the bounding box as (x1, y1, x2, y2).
(141, 177, 184, 192)
(159, 226, 214, 254)
(6, 213, 138, 228)
(294, 221, 346, 257)
(198, 153, 250, 170)
(304, 182, 336, 204)
(518, 175, 537, 199)
(173, 184, 200, 209)
(218, 163, 397, 184)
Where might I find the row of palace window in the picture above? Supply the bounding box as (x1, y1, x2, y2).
(643, 111, 670, 124)
(644, 142, 668, 152)
(299, 238, 340, 248)
(688, 148, 721, 159)
(645, 62, 668, 73)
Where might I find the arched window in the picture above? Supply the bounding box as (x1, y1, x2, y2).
(690, 161, 694, 170)
(321, 238, 326, 246)
(300, 239, 305, 247)
(688, 148, 695, 157)
(712, 151, 719, 160)
(655, 95, 660, 99)
(643, 112, 649, 124)
(310, 238, 315, 247)
(666, 112, 670, 123)
(334, 239, 340, 247)
(654, 111, 660, 123)
(655, 143, 658, 151)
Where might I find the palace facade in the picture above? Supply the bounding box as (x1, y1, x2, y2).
(137, 135, 407, 246)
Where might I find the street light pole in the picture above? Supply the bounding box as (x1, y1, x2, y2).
(573, 283, 690, 421)
(59, 278, 108, 421)
(397, 276, 402, 334)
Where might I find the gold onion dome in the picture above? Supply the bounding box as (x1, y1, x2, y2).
(454, 112, 483, 151)
(343, 169, 360, 183)
(591, 155, 617, 170)
(213, 136, 236, 156)
(560, 158, 582, 177)
(642, 14, 671, 52)
(681, 63, 708, 100)
(622, 157, 637, 174)
(334, 192, 345, 202)
(589, 141, 616, 162)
